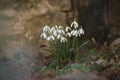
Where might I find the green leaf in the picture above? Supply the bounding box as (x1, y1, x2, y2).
(90, 48, 97, 54)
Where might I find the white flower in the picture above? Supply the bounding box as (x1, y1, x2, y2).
(57, 34, 62, 39)
(59, 26, 63, 29)
(50, 27, 57, 36)
(43, 25, 51, 32)
(40, 32, 47, 39)
(53, 30, 58, 36)
(66, 32, 71, 37)
(57, 29, 65, 35)
(65, 26, 71, 32)
(60, 37, 67, 43)
(47, 36, 55, 41)
(51, 36, 55, 40)
(71, 30, 78, 36)
(78, 31, 81, 37)
(70, 20, 78, 28)
(55, 25, 58, 29)
(75, 33, 78, 37)
(46, 36, 51, 41)
(79, 28, 84, 35)
(50, 27, 56, 33)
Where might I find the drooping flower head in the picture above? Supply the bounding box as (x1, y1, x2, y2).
(46, 36, 55, 41)
(65, 26, 71, 32)
(79, 28, 84, 35)
(41, 32, 47, 39)
(78, 26, 84, 35)
(70, 20, 79, 29)
(71, 30, 78, 37)
(41, 25, 51, 39)
(60, 37, 67, 43)
(43, 25, 51, 33)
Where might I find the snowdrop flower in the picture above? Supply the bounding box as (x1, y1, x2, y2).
(70, 20, 78, 29)
(53, 30, 58, 36)
(79, 28, 84, 35)
(71, 30, 78, 36)
(55, 25, 58, 29)
(59, 26, 63, 29)
(57, 34, 62, 39)
(51, 36, 55, 40)
(66, 32, 71, 37)
(47, 37, 51, 41)
(43, 25, 51, 32)
(77, 31, 81, 37)
(57, 29, 65, 35)
(60, 37, 67, 43)
(50, 27, 58, 36)
(65, 26, 71, 32)
(70, 30, 74, 36)
(47, 36, 55, 41)
(50, 27, 56, 33)
(40, 32, 47, 39)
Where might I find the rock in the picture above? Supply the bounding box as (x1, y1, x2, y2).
(53, 71, 107, 80)
(29, 71, 107, 80)
(110, 37, 120, 50)
(103, 69, 120, 80)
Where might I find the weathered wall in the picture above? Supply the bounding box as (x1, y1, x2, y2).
(15, 0, 66, 51)
(0, 0, 66, 57)
(0, 0, 65, 80)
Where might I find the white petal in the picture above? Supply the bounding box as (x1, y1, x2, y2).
(59, 26, 63, 29)
(79, 28, 84, 34)
(61, 30, 65, 34)
(71, 30, 78, 36)
(47, 36, 51, 41)
(74, 31, 78, 36)
(66, 32, 71, 37)
(70, 20, 78, 28)
(53, 30, 57, 36)
(57, 34, 61, 39)
(58, 30, 65, 35)
(41, 33, 47, 39)
(43, 25, 51, 32)
(82, 29, 84, 34)
(71, 30, 74, 35)
(50, 27, 55, 33)
(60, 37, 67, 43)
(55, 25, 58, 29)
(78, 31, 81, 37)
(65, 26, 71, 32)
(47, 36, 55, 41)
(51, 36, 55, 40)
(75, 34, 78, 37)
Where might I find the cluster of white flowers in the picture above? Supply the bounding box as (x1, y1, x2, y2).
(66, 20, 84, 37)
(41, 25, 67, 43)
(41, 20, 84, 43)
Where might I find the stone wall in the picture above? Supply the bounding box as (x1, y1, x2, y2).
(0, 0, 66, 55)
(15, 0, 66, 51)
(0, 0, 66, 80)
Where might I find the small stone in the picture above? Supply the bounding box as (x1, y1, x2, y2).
(110, 37, 120, 50)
